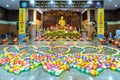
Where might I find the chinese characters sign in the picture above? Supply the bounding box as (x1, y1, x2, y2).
(20, 1, 103, 8)
(19, 8, 26, 34)
(97, 8, 104, 35)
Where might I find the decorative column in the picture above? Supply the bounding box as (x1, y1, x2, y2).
(41, 13, 44, 32)
(87, 9, 90, 24)
(33, 9, 37, 24)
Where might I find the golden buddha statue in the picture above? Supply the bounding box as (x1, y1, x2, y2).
(58, 16, 66, 31)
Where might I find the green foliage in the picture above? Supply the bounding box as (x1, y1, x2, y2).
(45, 30, 79, 38)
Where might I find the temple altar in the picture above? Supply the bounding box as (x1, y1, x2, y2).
(49, 16, 76, 32)
(44, 15, 79, 38)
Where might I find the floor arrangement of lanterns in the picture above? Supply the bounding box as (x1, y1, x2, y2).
(0, 45, 120, 77)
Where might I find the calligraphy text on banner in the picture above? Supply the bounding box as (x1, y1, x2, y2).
(97, 8, 104, 35)
(19, 8, 26, 34)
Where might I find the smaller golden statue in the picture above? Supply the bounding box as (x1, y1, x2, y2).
(58, 16, 66, 31)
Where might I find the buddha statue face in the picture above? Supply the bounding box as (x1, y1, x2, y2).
(60, 16, 64, 20)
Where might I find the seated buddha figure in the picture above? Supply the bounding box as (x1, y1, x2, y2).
(58, 16, 66, 31)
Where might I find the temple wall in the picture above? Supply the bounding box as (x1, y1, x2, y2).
(0, 24, 8, 36)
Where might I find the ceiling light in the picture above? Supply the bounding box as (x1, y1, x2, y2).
(109, 0, 112, 1)
(96, 2, 101, 6)
(69, 0, 72, 5)
(50, 0, 55, 7)
(12, 0, 15, 1)
(6, 5, 9, 7)
(30, 0, 35, 4)
(51, 0, 54, 4)
(87, 0, 93, 4)
(115, 4, 118, 7)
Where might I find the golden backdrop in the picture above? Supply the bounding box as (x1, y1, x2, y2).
(43, 10, 81, 30)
